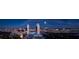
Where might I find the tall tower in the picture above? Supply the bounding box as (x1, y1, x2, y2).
(36, 23, 40, 34)
(27, 24, 30, 35)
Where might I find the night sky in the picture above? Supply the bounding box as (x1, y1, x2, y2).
(0, 19, 79, 28)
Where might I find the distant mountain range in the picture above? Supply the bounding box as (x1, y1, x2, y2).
(0, 19, 79, 28)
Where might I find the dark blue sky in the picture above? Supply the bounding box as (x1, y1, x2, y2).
(0, 19, 79, 28)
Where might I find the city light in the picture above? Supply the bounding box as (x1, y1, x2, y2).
(0, 19, 79, 39)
